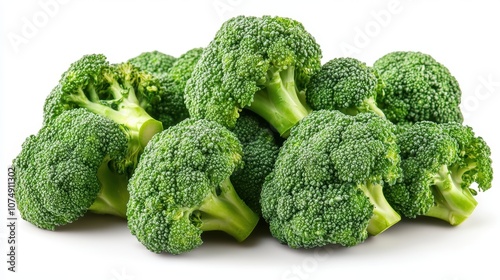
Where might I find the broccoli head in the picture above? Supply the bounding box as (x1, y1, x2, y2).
(43, 54, 163, 173)
(307, 57, 385, 117)
(148, 47, 204, 127)
(128, 50, 177, 79)
(13, 109, 130, 230)
(384, 122, 493, 225)
(127, 119, 259, 254)
(168, 47, 203, 93)
(185, 15, 322, 137)
(261, 110, 401, 249)
(230, 111, 280, 215)
(373, 51, 463, 124)
(128, 50, 193, 127)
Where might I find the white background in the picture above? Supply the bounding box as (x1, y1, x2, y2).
(1, 0, 500, 279)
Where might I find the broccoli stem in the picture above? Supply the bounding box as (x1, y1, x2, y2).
(87, 83, 100, 102)
(68, 86, 163, 148)
(363, 97, 386, 118)
(425, 165, 478, 225)
(340, 97, 386, 118)
(358, 182, 401, 235)
(248, 66, 311, 137)
(197, 178, 259, 242)
(89, 159, 130, 218)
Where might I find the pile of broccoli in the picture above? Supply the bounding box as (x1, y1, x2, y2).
(13, 15, 493, 254)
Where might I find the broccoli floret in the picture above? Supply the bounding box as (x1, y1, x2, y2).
(151, 47, 204, 127)
(385, 122, 493, 225)
(127, 119, 259, 254)
(307, 57, 385, 117)
(261, 110, 401, 249)
(168, 47, 203, 93)
(185, 15, 322, 137)
(230, 111, 280, 215)
(128, 50, 191, 127)
(373, 51, 463, 124)
(43, 54, 163, 173)
(13, 109, 130, 230)
(128, 50, 177, 78)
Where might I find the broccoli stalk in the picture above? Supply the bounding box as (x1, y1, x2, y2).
(193, 178, 259, 241)
(425, 165, 478, 225)
(65, 69, 163, 148)
(358, 182, 401, 235)
(88, 158, 130, 218)
(339, 97, 385, 118)
(358, 97, 385, 118)
(249, 66, 311, 137)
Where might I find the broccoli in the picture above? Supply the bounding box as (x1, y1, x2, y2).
(128, 50, 187, 127)
(307, 57, 385, 118)
(128, 50, 177, 78)
(13, 109, 130, 230)
(168, 47, 203, 93)
(185, 15, 322, 137)
(230, 111, 281, 215)
(129, 49, 203, 128)
(127, 118, 260, 254)
(261, 110, 401, 248)
(384, 122, 493, 225)
(373, 51, 463, 124)
(154, 47, 204, 126)
(43, 54, 163, 173)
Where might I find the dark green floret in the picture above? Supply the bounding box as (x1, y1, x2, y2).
(185, 15, 322, 137)
(13, 109, 130, 230)
(385, 122, 493, 225)
(127, 119, 259, 254)
(128, 50, 177, 79)
(168, 47, 204, 93)
(230, 112, 280, 215)
(152, 47, 204, 127)
(307, 57, 385, 117)
(260, 110, 401, 249)
(43, 54, 163, 173)
(373, 51, 463, 124)
(128, 50, 193, 127)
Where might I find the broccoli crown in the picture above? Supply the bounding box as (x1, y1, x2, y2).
(307, 57, 385, 117)
(373, 51, 463, 124)
(385, 122, 493, 224)
(148, 47, 204, 127)
(128, 50, 192, 127)
(168, 47, 204, 93)
(150, 75, 190, 128)
(43, 54, 163, 173)
(128, 50, 177, 79)
(185, 15, 322, 136)
(261, 110, 401, 248)
(127, 118, 259, 254)
(13, 109, 129, 230)
(230, 111, 280, 215)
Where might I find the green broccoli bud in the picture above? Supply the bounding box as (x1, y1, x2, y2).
(13, 109, 130, 230)
(373, 51, 463, 124)
(307, 57, 386, 118)
(185, 15, 322, 137)
(127, 119, 259, 254)
(385, 122, 493, 225)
